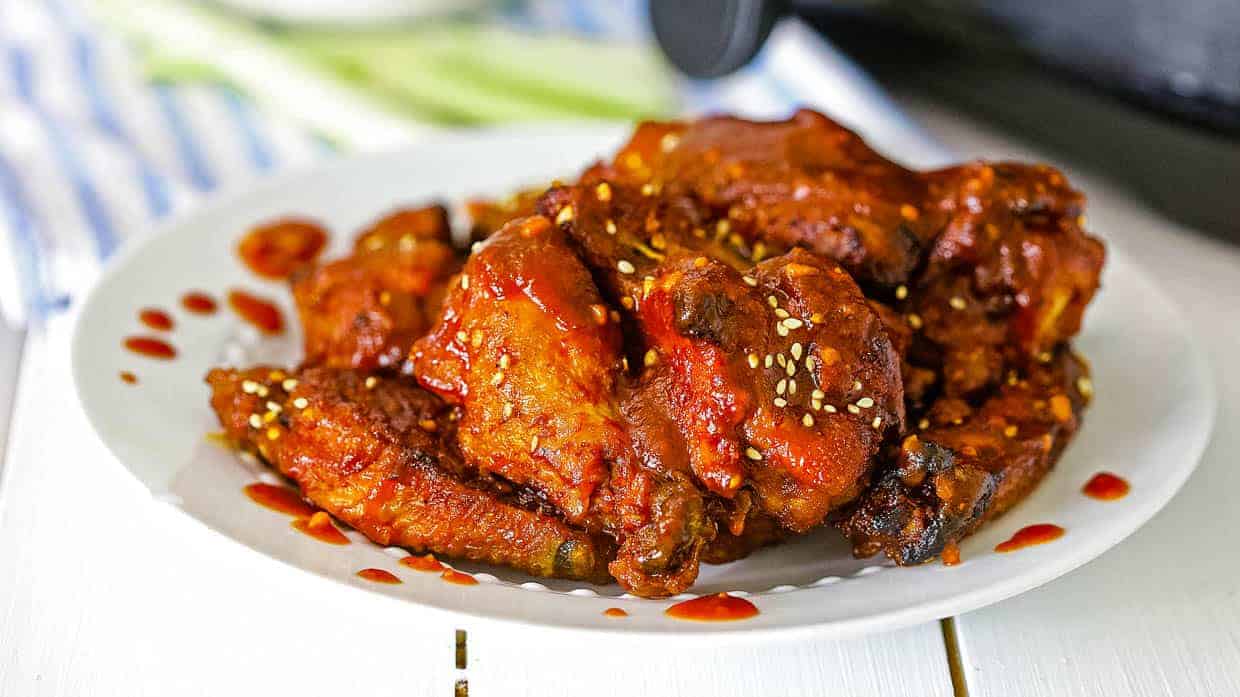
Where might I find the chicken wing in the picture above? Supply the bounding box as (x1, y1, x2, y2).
(292, 205, 462, 371)
(207, 365, 612, 582)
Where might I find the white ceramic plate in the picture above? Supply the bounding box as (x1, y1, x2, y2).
(72, 127, 1216, 640)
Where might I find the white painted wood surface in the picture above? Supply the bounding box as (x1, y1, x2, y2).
(919, 102, 1240, 697)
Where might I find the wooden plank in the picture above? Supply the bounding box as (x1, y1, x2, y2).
(912, 100, 1240, 697)
(466, 623, 955, 697)
(0, 318, 457, 697)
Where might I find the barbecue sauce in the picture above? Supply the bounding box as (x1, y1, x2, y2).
(124, 336, 177, 359)
(994, 524, 1064, 553)
(1083, 472, 1130, 501)
(665, 593, 759, 622)
(228, 290, 284, 334)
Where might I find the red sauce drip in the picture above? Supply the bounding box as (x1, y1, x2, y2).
(138, 308, 174, 331)
(356, 568, 402, 584)
(238, 218, 328, 280)
(441, 569, 479, 586)
(941, 542, 961, 566)
(1083, 472, 1130, 501)
(123, 336, 177, 360)
(243, 482, 316, 517)
(400, 554, 446, 573)
(291, 511, 350, 545)
(181, 291, 219, 315)
(228, 290, 284, 334)
(602, 607, 629, 618)
(119, 371, 138, 385)
(995, 524, 1065, 553)
(665, 593, 759, 622)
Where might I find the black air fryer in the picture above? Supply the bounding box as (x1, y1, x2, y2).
(650, 0, 1240, 239)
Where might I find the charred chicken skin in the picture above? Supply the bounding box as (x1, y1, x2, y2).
(208, 109, 1105, 593)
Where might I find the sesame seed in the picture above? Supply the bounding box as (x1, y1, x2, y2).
(267, 427, 281, 440)
(641, 183, 655, 196)
(857, 397, 875, 408)
(471, 241, 483, 254)
(852, 380, 863, 391)
(266, 401, 282, 414)
(471, 331, 483, 348)
(263, 411, 276, 424)
(747, 353, 759, 369)
(871, 416, 883, 429)
(644, 349, 658, 367)
(788, 379, 797, 394)
(918, 418, 930, 430)
(1076, 376, 1094, 398)
(785, 361, 796, 377)
(530, 435, 540, 452)
(776, 379, 787, 395)
(502, 403, 514, 419)
(782, 318, 804, 330)
(745, 447, 762, 461)
(811, 399, 822, 411)
(419, 419, 438, 432)
(292, 397, 309, 409)
(790, 343, 803, 360)
(773, 398, 788, 408)
(694, 256, 708, 268)
(949, 296, 967, 310)
(248, 414, 262, 429)
(255, 385, 269, 398)
(660, 133, 681, 152)
(365, 376, 378, 389)
(1037, 351, 1053, 363)
(242, 380, 259, 394)
(767, 295, 779, 308)
(491, 371, 504, 386)
(617, 260, 636, 274)
(802, 414, 814, 428)
(824, 404, 838, 414)
(460, 274, 470, 290)
(498, 354, 510, 369)
(907, 314, 923, 329)
(742, 275, 758, 287)
(776, 323, 789, 337)
(895, 285, 908, 300)
(605, 219, 617, 235)
(716, 220, 731, 235)
(456, 331, 469, 344)
(811, 389, 825, 400)
(774, 308, 790, 319)
(1004, 425, 1018, 438)
(764, 354, 774, 368)
(555, 205, 574, 225)
(281, 378, 298, 391)
(805, 356, 816, 372)
(776, 353, 787, 368)
(595, 182, 612, 202)
(847, 404, 861, 414)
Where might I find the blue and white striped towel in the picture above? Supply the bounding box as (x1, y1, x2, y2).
(0, 0, 948, 328)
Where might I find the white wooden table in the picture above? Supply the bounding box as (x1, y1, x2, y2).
(2, 100, 1238, 697)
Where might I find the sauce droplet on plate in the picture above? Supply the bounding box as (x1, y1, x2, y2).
(1083, 472, 1130, 500)
(356, 568, 402, 584)
(665, 593, 759, 622)
(238, 218, 328, 280)
(602, 607, 629, 618)
(244, 482, 316, 518)
(994, 524, 1065, 553)
(123, 336, 177, 360)
(441, 569, 479, 586)
(181, 291, 219, 315)
(119, 371, 138, 385)
(228, 290, 284, 334)
(941, 542, 961, 566)
(138, 308, 174, 331)
(291, 511, 350, 545)
(400, 554, 445, 573)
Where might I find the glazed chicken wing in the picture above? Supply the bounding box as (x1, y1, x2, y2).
(412, 215, 711, 596)
(292, 205, 462, 371)
(207, 365, 612, 582)
(541, 182, 904, 534)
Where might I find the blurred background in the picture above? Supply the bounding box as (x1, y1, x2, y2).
(1, 0, 1237, 326)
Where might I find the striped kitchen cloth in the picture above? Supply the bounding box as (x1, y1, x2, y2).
(0, 0, 948, 328)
